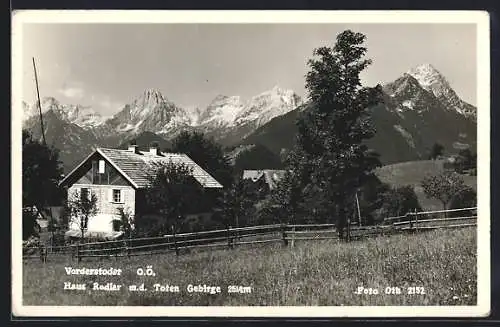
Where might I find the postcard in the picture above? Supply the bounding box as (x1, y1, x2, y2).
(11, 10, 490, 318)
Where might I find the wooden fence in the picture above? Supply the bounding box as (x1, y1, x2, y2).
(23, 207, 477, 262)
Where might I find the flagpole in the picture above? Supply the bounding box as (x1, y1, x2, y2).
(33, 57, 46, 145)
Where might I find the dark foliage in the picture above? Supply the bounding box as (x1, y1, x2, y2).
(23, 130, 65, 238)
(219, 177, 263, 228)
(429, 142, 445, 160)
(170, 131, 234, 188)
(232, 144, 284, 175)
(22, 209, 40, 241)
(139, 161, 204, 235)
(379, 185, 422, 221)
(23, 130, 64, 208)
(449, 185, 477, 217)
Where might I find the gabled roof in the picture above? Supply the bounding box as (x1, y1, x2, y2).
(242, 169, 286, 190)
(59, 148, 223, 189)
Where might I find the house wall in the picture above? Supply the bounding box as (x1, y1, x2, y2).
(67, 184, 136, 233)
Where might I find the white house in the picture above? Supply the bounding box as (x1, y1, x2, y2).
(58, 144, 223, 238)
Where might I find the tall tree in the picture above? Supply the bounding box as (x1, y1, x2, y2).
(421, 171, 468, 216)
(380, 185, 422, 219)
(171, 131, 233, 188)
(270, 145, 312, 224)
(67, 190, 98, 241)
(285, 30, 382, 239)
(220, 177, 259, 228)
(22, 130, 64, 238)
(23, 130, 64, 208)
(141, 161, 204, 234)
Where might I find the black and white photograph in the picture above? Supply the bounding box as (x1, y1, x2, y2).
(11, 10, 490, 317)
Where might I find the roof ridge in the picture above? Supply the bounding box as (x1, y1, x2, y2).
(62, 147, 223, 189)
(99, 147, 188, 155)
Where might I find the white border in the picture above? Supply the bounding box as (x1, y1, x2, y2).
(11, 10, 491, 318)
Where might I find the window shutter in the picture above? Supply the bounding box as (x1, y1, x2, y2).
(108, 189, 113, 203)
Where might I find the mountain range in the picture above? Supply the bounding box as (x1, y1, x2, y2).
(22, 63, 477, 173)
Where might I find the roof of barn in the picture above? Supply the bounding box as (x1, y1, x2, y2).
(242, 169, 286, 190)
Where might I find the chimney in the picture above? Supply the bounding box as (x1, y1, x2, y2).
(149, 142, 160, 156)
(128, 140, 138, 153)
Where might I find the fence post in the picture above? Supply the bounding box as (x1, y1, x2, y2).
(408, 212, 413, 231)
(76, 244, 81, 263)
(172, 225, 179, 256)
(414, 208, 419, 233)
(227, 225, 233, 249)
(346, 217, 351, 242)
(126, 238, 130, 259)
(281, 223, 288, 247)
(39, 245, 46, 263)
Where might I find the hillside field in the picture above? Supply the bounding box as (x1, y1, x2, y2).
(375, 160, 477, 211)
(23, 227, 477, 306)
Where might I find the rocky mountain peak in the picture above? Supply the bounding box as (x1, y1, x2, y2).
(41, 96, 61, 109)
(106, 88, 192, 135)
(22, 97, 106, 128)
(407, 63, 442, 79)
(383, 73, 423, 98)
(384, 64, 477, 120)
(234, 86, 303, 127)
(135, 88, 166, 108)
(198, 95, 244, 127)
(407, 63, 452, 98)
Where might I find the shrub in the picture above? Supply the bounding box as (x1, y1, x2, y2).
(448, 186, 477, 217)
(23, 208, 40, 240)
(379, 185, 422, 221)
(49, 231, 67, 249)
(22, 236, 41, 255)
(421, 171, 467, 214)
(134, 214, 166, 238)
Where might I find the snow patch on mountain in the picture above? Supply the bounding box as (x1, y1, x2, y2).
(401, 100, 414, 110)
(198, 95, 245, 128)
(234, 86, 303, 127)
(196, 86, 303, 132)
(183, 105, 203, 126)
(407, 64, 446, 91)
(393, 124, 415, 148)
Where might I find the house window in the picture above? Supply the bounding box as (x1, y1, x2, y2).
(99, 160, 106, 174)
(80, 188, 89, 201)
(112, 189, 122, 203)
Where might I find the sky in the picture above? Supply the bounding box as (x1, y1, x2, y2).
(20, 23, 477, 117)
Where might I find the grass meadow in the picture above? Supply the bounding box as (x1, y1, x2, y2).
(22, 227, 477, 306)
